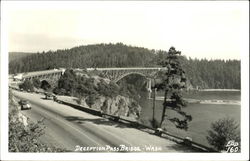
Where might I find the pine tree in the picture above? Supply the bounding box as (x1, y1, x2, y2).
(158, 47, 192, 130)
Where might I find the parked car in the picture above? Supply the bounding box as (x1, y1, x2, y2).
(19, 100, 31, 110)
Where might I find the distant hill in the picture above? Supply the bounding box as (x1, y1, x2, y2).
(9, 52, 36, 62)
(9, 43, 158, 72)
(8, 43, 240, 89)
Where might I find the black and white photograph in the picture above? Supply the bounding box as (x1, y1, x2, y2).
(1, 1, 249, 160)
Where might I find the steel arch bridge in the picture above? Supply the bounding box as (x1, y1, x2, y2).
(14, 67, 166, 94)
(85, 67, 165, 83)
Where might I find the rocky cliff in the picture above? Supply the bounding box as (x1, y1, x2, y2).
(77, 94, 141, 120)
(64, 70, 142, 120)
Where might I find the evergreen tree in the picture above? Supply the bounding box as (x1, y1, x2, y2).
(9, 43, 240, 89)
(157, 47, 192, 130)
(32, 78, 41, 88)
(19, 79, 34, 92)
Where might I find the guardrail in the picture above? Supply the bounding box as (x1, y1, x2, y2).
(59, 100, 103, 117)
(10, 87, 217, 152)
(56, 97, 217, 152)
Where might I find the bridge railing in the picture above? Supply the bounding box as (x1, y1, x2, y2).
(85, 67, 165, 71)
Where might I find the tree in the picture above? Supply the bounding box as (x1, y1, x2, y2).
(86, 94, 98, 108)
(19, 79, 34, 92)
(32, 78, 41, 88)
(157, 47, 192, 130)
(9, 43, 241, 89)
(206, 117, 240, 151)
(8, 90, 67, 152)
(40, 80, 51, 91)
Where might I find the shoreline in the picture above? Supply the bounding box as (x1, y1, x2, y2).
(194, 99, 240, 105)
(154, 97, 240, 105)
(198, 89, 240, 92)
(184, 98, 240, 105)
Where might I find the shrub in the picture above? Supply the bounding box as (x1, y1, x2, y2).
(86, 94, 98, 108)
(206, 117, 240, 151)
(9, 90, 68, 152)
(19, 79, 34, 92)
(41, 80, 51, 90)
(32, 78, 41, 88)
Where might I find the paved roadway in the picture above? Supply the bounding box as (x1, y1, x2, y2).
(13, 90, 195, 152)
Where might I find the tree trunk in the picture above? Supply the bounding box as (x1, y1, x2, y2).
(160, 89, 167, 127)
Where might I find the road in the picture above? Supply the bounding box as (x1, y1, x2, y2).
(13, 90, 195, 152)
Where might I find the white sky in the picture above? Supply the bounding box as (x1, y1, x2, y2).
(5, 1, 249, 60)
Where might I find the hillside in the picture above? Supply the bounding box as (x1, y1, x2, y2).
(9, 52, 36, 62)
(9, 43, 157, 73)
(8, 43, 240, 89)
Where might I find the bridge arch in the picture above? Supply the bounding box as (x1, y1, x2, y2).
(114, 72, 147, 83)
(114, 72, 153, 98)
(40, 80, 52, 90)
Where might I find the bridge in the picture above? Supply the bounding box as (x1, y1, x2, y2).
(12, 67, 166, 95)
(83, 67, 164, 82)
(14, 68, 66, 87)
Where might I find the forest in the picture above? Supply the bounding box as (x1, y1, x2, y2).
(9, 43, 240, 89)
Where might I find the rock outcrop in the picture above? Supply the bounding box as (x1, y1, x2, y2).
(59, 69, 142, 120)
(82, 95, 141, 120)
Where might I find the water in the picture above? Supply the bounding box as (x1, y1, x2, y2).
(157, 90, 241, 101)
(183, 90, 241, 101)
(139, 91, 241, 147)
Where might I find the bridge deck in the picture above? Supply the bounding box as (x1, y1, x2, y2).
(17, 67, 166, 79)
(85, 67, 164, 71)
(22, 69, 64, 78)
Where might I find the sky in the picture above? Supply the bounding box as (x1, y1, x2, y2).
(4, 1, 249, 60)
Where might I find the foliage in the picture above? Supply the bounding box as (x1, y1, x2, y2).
(19, 79, 34, 92)
(85, 94, 98, 108)
(9, 52, 36, 62)
(178, 57, 241, 89)
(9, 43, 240, 89)
(9, 43, 155, 73)
(40, 80, 51, 91)
(206, 117, 240, 151)
(53, 87, 66, 95)
(97, 80, 120, 98)
(32, 78, 41, 88)
(56, 69, 78, 95)
(8, 90, 67, 152)
(54, 69, 134, 99)
(156, 47, 192, 130)
(118, 74, 147, 101)
(53, 69, 143, 112)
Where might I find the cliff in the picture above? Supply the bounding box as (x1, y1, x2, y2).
(55, 69, 142, 120)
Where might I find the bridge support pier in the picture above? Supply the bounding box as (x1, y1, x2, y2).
(146, 79, 152, 99)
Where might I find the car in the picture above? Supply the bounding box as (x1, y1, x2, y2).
(52, 95, 58, 102)
(19, 100, 31, 110)
(44, 92, 55, 100)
